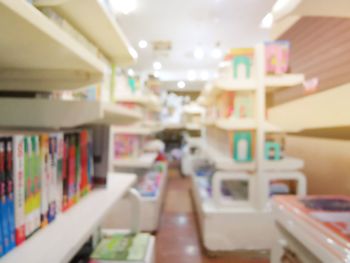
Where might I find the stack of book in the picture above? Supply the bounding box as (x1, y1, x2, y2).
(0, 129, 94, 257)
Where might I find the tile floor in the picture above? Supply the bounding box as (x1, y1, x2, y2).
(155, 167, 270, 263)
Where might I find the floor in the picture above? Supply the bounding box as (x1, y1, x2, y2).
(155, 167, 270, 263)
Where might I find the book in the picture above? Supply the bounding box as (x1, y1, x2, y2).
(56, 133, 64, 214)
(4, 138, 16, 250)
(48, 135, 57, 222)
(68, 134, 76, 208)
(74, 133, 81, 203)
(0, 139, 10, 253)
(32, 136, 41, 232)
(40, 134, 49, 228)
(13, 135, 25, 245)
(80, 130, 88, 196)
(62, 135, 69, 211)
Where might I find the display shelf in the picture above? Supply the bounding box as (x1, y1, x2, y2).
(213, 78, 257, 92)
(0, 0, 106, 91)
(112, 125, 163, 135)
(0, 98, 142, 129)
(264, 122, 283, 133)
(265, 74, 305, 92)
(115, 94, 161, 110)
(185, 123, 201, 131)
(0, 174, 136, 263)
(33, 0, 135, 65)
(113, 153, 158, 169)
(263, 157, 304, 171)
(163, 123, 184, 130)
(268, 82, 350, 132)
(201, 143, 256, 172)
(215, 118, 257, 131)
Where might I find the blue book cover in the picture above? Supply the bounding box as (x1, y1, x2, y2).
(0, 140, 10, 254)
(5, 138, 16, 250)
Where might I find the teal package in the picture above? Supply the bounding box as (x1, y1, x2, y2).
(233, 132, 252, 162)
(265, 142, 281, 160)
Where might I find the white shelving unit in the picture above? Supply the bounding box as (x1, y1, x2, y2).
(0, 98, 142, 128)
(0, 174, 136, 263)
(192, 44, 307, 252)
(113, 153, 158, 169)
(33, 0, 135, 65)
(112, 125, 163, 136)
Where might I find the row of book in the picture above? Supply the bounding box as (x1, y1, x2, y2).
(0, 129, 94, 257)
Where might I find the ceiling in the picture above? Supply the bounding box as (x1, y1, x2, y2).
(115, 0, 276, 88)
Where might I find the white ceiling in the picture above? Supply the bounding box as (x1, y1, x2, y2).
(115, 0, 275, 84)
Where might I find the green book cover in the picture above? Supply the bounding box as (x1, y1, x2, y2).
(127, 233, 150, 261)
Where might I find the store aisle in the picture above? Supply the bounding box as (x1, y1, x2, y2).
(155, 166, 269, 263)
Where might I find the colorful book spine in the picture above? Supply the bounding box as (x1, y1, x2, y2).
(4, 138, 16, 250)
(56, 133, 64, 214)
(33, 136, 41, 232)
(67, 135, 76, 208)
(87, 130, 94, 191)
(80, 130, 88, 196)
(48, 135, 57, 222)
(0, 140, 10, 253)
(62, 136, 69, 211)
(13, 135, 25, 246)
(75, 133, 81, 202)
(40, 134, 49, 228)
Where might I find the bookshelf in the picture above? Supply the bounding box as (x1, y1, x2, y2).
(0, 98, 142, 129)
(113, 152, 158, 169)
(0, 174, 136, 263)
(0, 0, 106, 91)
(191, 43, 307, 252)
(33, 0, 135, 65)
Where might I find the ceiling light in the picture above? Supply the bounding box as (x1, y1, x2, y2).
(193, 47, 205, 60)
(177, 81, 186, 89)
(127, 69, 135, 76)
(211, 47, 223, 59)
(109, 0, 138, 15)
(200, 71, 209, 81)
(272, 0, 290, 13)
(138, 40, 148, 49)
(260, 12, 274, 29)
(187, 70, 197, 81)
(153, 61, 162, 70)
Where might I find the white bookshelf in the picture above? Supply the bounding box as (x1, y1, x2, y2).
(33, 0, 135, 65)
(0, 174, 136, 263)
(215, 118, 257, 130)
(0, 98, 142, 129)
(112, 125, 163, 135)
(213, 78, 257, 92)
(263, 157, 304, 171)
(0, 0, 106, 91)
(265, 74, 305, 92)
(113, 152, 158, 169)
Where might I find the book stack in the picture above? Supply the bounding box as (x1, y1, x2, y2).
(90, 233, 151, 263)
(0, 129, 94, 257)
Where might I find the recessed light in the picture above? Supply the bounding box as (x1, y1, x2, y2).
(138, 40, 148, 49)
(260, 12, 274, 29)
(153, 61, 162, 70)
(177, 81, 186, 89)
(127, 69, 135, 76)
(187, 70, 197, 81)
(193, 47, 204, 60)
(109, 0, 138, 15)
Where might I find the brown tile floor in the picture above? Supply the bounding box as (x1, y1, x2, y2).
(155, 168, 269, 263)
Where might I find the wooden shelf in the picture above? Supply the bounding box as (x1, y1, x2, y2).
(113, 153, 158, 169)
(0, 98, 141, 129)
(33, 0, 135, 65)
(216, 118, 257, 131)
(0, 0, 106, 91)
(0, 174, 136, 263)
(202, 143, 256, 172)
(263, 157, 304, 171)
(265, 74, 305, 92)
(268, 82, 350, 132)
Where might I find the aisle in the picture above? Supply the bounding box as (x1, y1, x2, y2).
(155, 166, 269, 263)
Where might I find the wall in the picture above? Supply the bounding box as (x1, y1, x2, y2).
(285, 135, 350, 195)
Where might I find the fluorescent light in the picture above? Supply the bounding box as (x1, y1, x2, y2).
(153, 71, 160, 78)
(138, 40, 148, 49)
(193, 47, 204, 60)
(260, 12, 274, 29)
(272, 0, 290, 13)
(127, 69, 135, 76)
(109, 0, 138, 15)
(187, 70, 197, 81)
(177, 81, 186, 89)
(211, 47, 223, 59)
(200, 71, 209, 81)
(128, 47, 138, 59)
(153, 61, 162, 70)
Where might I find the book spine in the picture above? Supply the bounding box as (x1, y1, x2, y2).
(68, 134, 76, 208)
(33, 136, 41, 232)
(80, 130, 88, 196)
(13, 135, 25, 246)
(87, 129, 94, 191)
(56, 133, 64, 214)
(75, 133, 81, 201)
(40, 134, 49, 228)
(62, 135, 69, 211)
(48, 135, 57, 223)
(5, 138, 16, 250)
(0, 140, 9, 253)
